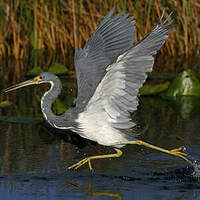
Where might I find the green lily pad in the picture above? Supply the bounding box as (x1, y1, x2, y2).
(64, 96, 76, 107)
(27, 66, 43, 76)
(139, 82, 170, 95)
(52, 99, 68, 115)
(166, 69, 200, 96)
(48, 63, 68, 75)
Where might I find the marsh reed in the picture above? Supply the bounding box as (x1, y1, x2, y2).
(0, 0, 199, 68)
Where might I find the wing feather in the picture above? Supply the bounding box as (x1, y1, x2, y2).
(74, 7, 136, 109)
(86, 11, 173, 129)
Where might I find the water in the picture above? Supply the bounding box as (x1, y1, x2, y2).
(1, 67, 200, 199)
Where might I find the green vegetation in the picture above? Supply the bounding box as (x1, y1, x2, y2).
(48, 63, 68, 75)
(27, 66, 43, 76)
(139, 69, 200, 96)
(166, 69, 200, 96)
(139, 81, 170, 95)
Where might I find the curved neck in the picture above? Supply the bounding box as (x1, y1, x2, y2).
(40, 76, 78, 130)
(41, 77, 62, 127)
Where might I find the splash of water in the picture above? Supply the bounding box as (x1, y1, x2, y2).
(191, 159, 200, 179)
(181, 146, 200, 179)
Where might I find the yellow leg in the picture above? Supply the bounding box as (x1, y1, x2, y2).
(68, 148, 122, 171)
(127, 140, 192, 165)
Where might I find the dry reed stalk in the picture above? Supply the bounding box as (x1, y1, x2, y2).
(72, 0, 78, 48)
(37, 11, 44, 50)
(51, 24, 56, 49)
(183, 0, 188, 58)
(59, 35, 65, 58)
(11, 17, 20, 59)
(86, 0, 97, 29)
(36, 10, 70, 40)
(154, 0, 161, 19)
(0, 0, 199, 71)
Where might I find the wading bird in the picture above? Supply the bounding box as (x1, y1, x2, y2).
(4, 8, 193, 171)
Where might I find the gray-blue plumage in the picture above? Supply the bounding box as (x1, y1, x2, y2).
(74, 7, 136, 110)
(4, 7, 172, 147)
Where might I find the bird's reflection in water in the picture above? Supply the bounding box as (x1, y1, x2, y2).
(64, 181, 122, 200)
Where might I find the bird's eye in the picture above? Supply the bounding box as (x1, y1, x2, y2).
(34, 76, 43, 82)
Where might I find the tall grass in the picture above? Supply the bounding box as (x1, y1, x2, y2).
(0, 0, 199, 67)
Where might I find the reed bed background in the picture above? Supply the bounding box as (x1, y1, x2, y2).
(0, 0, 200, 69)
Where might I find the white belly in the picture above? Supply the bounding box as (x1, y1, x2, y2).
(76, 110, 130, 147)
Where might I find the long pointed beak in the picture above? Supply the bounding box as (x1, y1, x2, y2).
(3, 79, 38, 93)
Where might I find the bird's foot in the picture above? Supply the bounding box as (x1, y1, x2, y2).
(130, 140, 193, 165)
(68, 157, 94, 171)
(169, 146, 188, 157)
(168, 146, 192, 164)
(68, 148, 123, 171)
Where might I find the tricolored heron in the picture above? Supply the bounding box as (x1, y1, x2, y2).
(4, 8, 192, 171)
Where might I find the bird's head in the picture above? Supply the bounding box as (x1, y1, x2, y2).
(3, 72, 57, 93)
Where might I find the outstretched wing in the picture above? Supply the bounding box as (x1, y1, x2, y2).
(74, 7, 135, 109)
(85, 12, 173, 129)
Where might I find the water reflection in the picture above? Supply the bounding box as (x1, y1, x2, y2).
(1, 66, 200, 199)
(165, 96, 200, 119)
(0, 92, 200, 199)
(65, 181, 122, 200)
